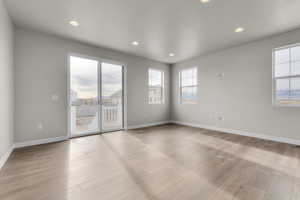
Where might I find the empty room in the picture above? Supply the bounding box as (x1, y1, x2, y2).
(1, 0, 300, 199)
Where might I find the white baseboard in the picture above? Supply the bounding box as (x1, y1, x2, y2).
(171, 121, 300, 146)
(0, 145, 14, 170)
(14, 136, 68, 149)
(1, 122, 170, 169)
(6, 119, 298, 170)
(127, 121, 171, 130)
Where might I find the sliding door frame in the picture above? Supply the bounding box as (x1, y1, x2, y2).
(100, 59, 126, 133)
(67, 53, 127, 139)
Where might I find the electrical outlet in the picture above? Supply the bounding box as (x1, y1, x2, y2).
(217, 117, 224, 121)
(217, 73, 225, 78)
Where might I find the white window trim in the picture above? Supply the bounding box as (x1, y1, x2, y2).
(272, 43, 300, 107)
(179, 67, 198, 104)
(67, 52, 128, 136)
(148, 68, 165, 104)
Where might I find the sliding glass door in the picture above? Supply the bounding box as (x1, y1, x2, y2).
(101, 62, 123, 131)
(69, 55, 124, 137)
(69, 56, 100, 136)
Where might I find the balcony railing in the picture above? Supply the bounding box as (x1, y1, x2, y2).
(70, 103, 122, 133)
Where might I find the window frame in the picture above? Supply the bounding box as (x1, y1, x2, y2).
(179, 67, 198, 104)
(272, 43, 300, 107)
(148, 68, 165, 104)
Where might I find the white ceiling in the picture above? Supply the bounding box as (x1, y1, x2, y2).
(4, 0, 300, 63)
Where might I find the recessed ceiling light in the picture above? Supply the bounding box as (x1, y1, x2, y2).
(201, 0, 210, 3)
(235, 27, 244, 33)
(132, 41, 139, 46)
(169, 53, 175, 57)
(69, 21, 79, 27)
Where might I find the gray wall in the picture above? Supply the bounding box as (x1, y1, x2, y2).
(14, 28, 170, 143)
(171, 29, 300, 140)
(0, 0, 14, 158)
(11, 19, 300, 144)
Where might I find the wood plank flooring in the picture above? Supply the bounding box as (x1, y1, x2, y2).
(1, 124, 300, 200)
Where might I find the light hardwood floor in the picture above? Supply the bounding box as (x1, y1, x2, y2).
(1, 124, 300, 200)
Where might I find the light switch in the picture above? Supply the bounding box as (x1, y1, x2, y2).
(51, 94, 59, 101)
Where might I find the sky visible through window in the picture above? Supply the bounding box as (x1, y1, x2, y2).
(102, 62, 122, 97)
(149, 68, 164, 104)
(274, 45, 300, 103)
(181, 67, 197, 87)
(70, 56, 122, 99)
(149, 69, 162, 86)
(180, 67, 198, 104)
(70, 56, 98, 99)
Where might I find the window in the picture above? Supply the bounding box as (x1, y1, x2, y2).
(148, 68, 164, 104)
(179, 67, 198, 104)
(273, 44, 300, 106)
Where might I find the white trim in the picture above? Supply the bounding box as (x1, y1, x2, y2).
(14, 136, 68, 149)
(179, 67, 198, 104)
(67, 53, 101, 138)
(272, 44, 300, 107)
(148, 68, 165, 104)
(123, 65, 128, 130)
(171, 121, 300, 146)
(101, 61, 127, 132)
(0, 146, 14, 170)
(70, 131, 100, 139)
(67, 53, 71, 138)
(274, 42, 300, 51)
(67, 53, 128, 137)
(127, 121, 171, 130)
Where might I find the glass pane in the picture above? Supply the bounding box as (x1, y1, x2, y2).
(149, 69, 162, 86)
(181, 67, 197, 87)
(181, 86, 197, 104)
(149, 86, 162, 104)
(274, 49, 290, 64)
(291, 61, 300, 76)
(276, 78, 290, 100)
(70, 56, 99, 134)
(101, 62, 123, 130)
(274, 63, 290, 77)
(291, 78, 300, 100)
(149, 68, 163, 104)
(291, 46, 300, 61)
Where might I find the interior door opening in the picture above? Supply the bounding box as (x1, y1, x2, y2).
(68, 55, 125, 137)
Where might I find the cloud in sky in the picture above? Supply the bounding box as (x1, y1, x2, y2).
(70, 56, 122, 98)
